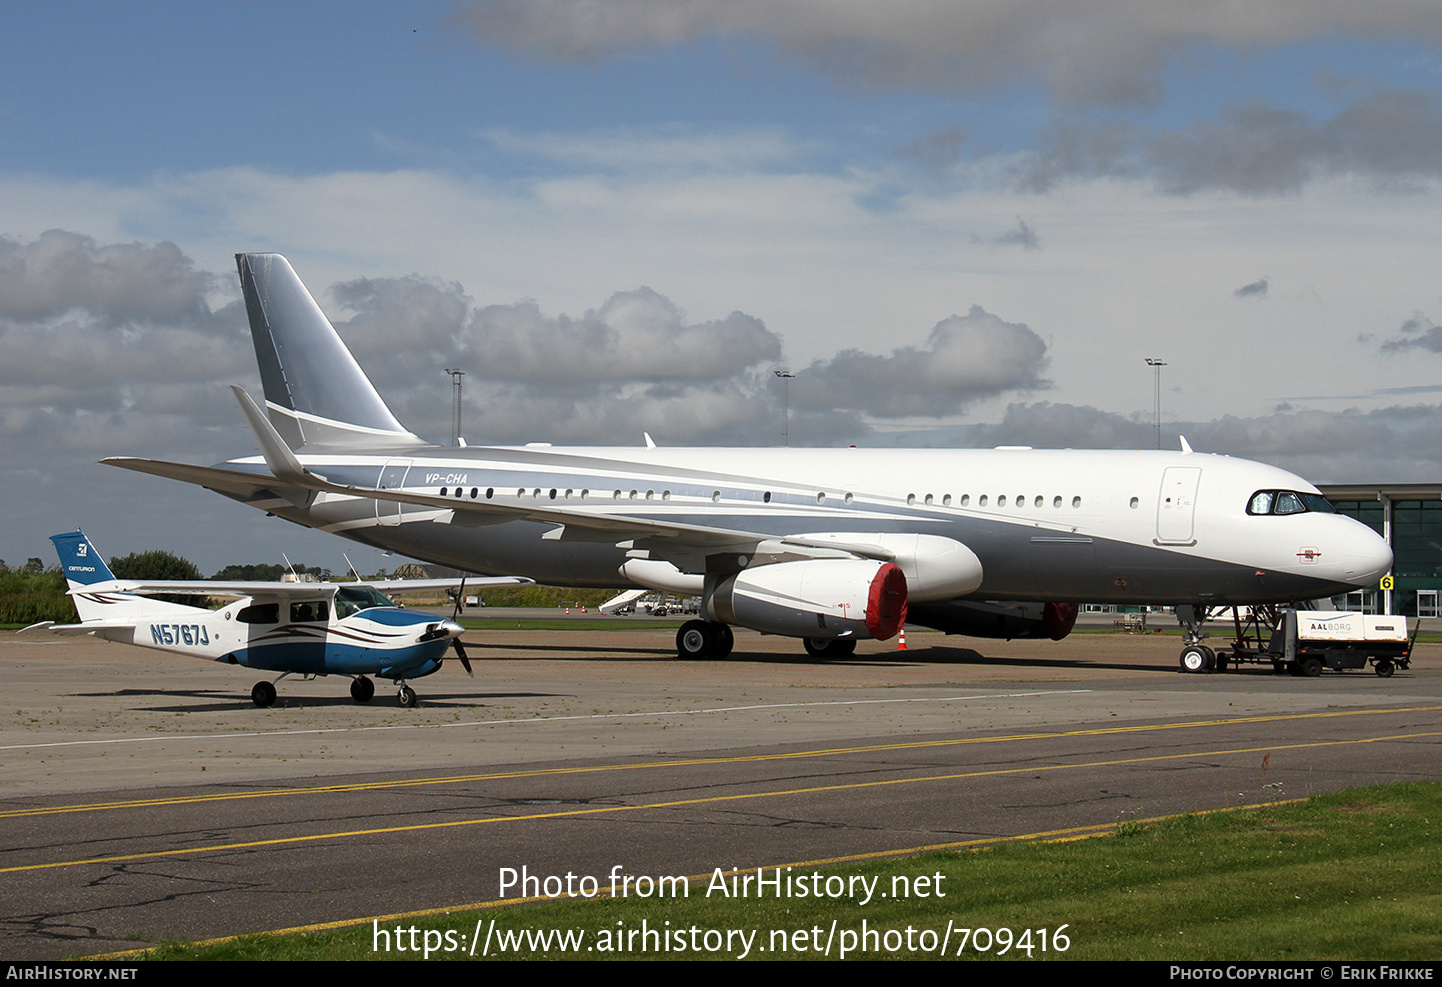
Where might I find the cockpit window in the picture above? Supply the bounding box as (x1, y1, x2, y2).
(1246, 490, 1336, 516)
(335, 585, 395, 618)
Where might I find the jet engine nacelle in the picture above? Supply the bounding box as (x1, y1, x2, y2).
(792, 533, 983, 602)
(705, 559, 908, 641)
(906, 600, 1079, 641)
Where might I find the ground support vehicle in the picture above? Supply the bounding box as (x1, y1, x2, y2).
(1179, 605, 1415, 677)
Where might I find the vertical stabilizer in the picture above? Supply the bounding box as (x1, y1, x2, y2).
(51, 531, 116, 590)
(236, 253, 426, 450)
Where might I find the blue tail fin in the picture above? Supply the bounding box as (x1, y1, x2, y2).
(50, 531, 116, 588)
(236, 253, 425, 451)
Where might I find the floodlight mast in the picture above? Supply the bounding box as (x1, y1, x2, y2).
(445, 368, 465, 446)
(1144, 358, 1166, 450)
(773, 370, 794, 447)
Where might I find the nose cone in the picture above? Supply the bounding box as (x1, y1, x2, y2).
(1333, 520, 1393, 587)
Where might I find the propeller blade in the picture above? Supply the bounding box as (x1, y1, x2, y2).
(451, 576, 467, 621)
(453, 639, 474, 677)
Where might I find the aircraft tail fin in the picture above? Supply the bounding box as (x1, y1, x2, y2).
(50, 531, 117, 590)
(236, 253, 427, 451)
(49, 531, 199, 626)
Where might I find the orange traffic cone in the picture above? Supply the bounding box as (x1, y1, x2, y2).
(897, 626, 907, 650)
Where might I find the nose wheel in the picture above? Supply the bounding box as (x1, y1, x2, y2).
(397, 685, 418, 708)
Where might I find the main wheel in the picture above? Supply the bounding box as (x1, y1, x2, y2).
(1375, 659, 1395, 678)
(397, 685, 418, 708)
(677, 620, 716, 659)
(251, 680, 277, 708)
(803, 638, 858, 659)
(713, 623, 735, 659)
(1179, 646, 1212, 673)
(350, 676, 374, 703)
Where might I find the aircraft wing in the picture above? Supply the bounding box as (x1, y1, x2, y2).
(104, 455, 892, 570)
(365, 577, 532, 592)
(105, 388, 904, 573)
(76, 576, 531, 599)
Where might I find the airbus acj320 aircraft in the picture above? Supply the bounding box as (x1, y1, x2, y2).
(107, 254, 1393, 669)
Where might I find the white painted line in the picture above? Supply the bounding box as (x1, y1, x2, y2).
(0, 690, 1092, 750)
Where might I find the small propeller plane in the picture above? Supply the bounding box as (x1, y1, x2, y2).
(22, 531, 531, 708)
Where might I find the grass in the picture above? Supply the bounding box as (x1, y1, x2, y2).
(115, 780, 1442, 961)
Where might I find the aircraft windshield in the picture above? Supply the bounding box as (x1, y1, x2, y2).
(1246, 490, 1335, 516)
(335, 585, 395, 618)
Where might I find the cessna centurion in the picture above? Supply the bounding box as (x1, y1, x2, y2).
(27, 531, 529, 707)
(106, 254, 1393, 670)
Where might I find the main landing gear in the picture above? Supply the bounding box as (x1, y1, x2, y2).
(249, 674, 418, 707)
(802, 637, 858, 660)
(676, 620, 734, 659)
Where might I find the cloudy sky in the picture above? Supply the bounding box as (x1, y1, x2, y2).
(4, 1, 1442, 572)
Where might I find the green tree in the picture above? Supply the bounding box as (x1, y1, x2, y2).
(110, 550, 206, 606)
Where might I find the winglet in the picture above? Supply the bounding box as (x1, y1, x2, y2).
(231, 385, 327, 487)
(1179, 435, 1193, 454)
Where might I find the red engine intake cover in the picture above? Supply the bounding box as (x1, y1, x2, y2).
(865, 563, 909, 641)
(1042, 602, 1079, 641)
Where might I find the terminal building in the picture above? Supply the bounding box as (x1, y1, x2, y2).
(1318, 483, 1442, 617)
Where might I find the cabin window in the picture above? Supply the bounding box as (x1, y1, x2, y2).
(907, 494, 916, 506)
(1035, 495, 1044, 508)
(998, 495, 1007, 507)
(1075, 496, 1084, 508)
(816, 492, 826, 504)
(470, 488, 478, 499)
(486, 488, 494, 499)
(978, 495, 988, 507)
(237, 602, 279, 624)
(960, 494, 970, 507)
(712, 490, 721, 503)
(629, 490, 639, 501)
(580, 489, 589, 499)
(1053, 495, 1062, 508)
(845, 492, 854, 505)
(763, 491, 772, 503)
(924, 494, 933, 506)
(290, 601, 328, 623)
(440, 487, 448, 497)
(942, 494, 951, 506)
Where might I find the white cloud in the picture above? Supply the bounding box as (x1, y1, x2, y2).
(455, 1, 1442, 107)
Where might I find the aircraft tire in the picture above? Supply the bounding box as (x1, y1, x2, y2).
(350, 676, 375, 703)
(1179, 646, 1213, 673)
(677, 620, 716, 659)
(398, 685, 418, 708)
(803, 638, 857, 660)
(713, 623, 735, 659)
(1375, 659, 1395, 678)
(251, 681, 277, 708)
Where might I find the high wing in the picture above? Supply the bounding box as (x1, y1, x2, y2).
(71, 575, 531, 600)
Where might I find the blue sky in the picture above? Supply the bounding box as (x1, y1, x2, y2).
(4, 1, 1442, 571)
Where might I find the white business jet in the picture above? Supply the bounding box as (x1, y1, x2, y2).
(104, 254, 1393, 670)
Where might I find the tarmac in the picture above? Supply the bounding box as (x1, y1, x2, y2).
(2, 619, 1439, 958)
